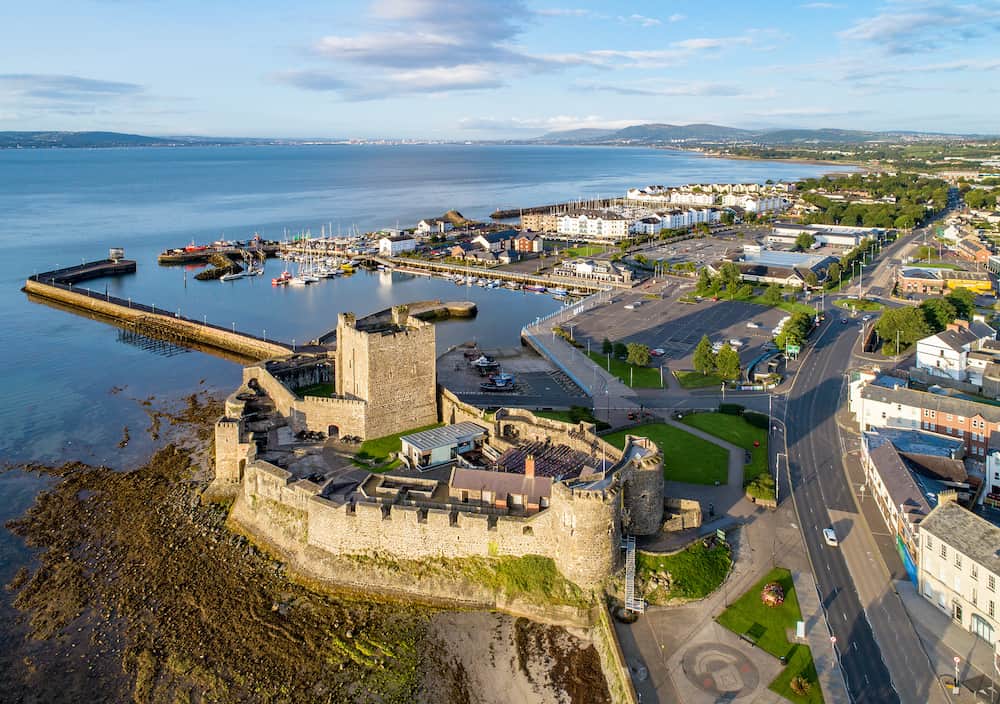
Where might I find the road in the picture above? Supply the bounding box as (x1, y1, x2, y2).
(782, 320, 900, 703)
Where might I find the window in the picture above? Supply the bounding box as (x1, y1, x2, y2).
(991, 601, 995, 618)
(990, 575, 996, 592)
(942, 544, 948, 559)
(973, 588, 978, 606)
(956, 554, 963, 569)
(973, 565, 979, 580)
(947, 414, 953, 421)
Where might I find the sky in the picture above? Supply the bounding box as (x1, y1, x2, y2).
(1, 0, 999, 139)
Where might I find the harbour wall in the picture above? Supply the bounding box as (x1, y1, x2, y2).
(24, 277, 291, 362)
(376, 255, 633, 290)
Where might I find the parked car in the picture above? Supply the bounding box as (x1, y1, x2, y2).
(650, 348, 666, 357)
(746, 321, 760, 329)
(861, 314, 873, 322)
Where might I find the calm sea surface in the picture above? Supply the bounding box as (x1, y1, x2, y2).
(0, 143, 835, 580)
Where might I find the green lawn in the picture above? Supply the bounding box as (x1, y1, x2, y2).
(674, 370, 725, 389)
(294, 382, 335, 397)
(604, 423, 729, 485)
(587, 351, 663, 388)
(354, 422, 443, 472)
(746, 294, 817, 316)
(680, 412, 774, 499)
(834, 298, 884, 311)
(637, 541, 731, 603)
(560, 244, 607, 257)
(717, 568, 823, 704)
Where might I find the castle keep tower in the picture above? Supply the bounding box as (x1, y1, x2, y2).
(334, 308, 437, 439)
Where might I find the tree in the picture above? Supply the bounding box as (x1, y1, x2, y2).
(946, 287, 976, 320)
(827, 262, 841, 286)
(804, 270, 819, 288)
(626, 343, 651, 367)
(696, 267, 714, 295)
(795, 232, 816, 251)
(601, 337, 612, 355)
(693, 336, 717, 375)
(876, 307, 932, 351)
(613, 341, 627, 359)
(919, 298, 956, 331)
(719, 262, 741, 296)
(763, 284, 782, 306)
(716, 344, 741, 381)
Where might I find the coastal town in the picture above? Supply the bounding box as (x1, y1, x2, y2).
(15, 160, 1000, 703)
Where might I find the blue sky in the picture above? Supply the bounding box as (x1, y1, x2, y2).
(1, 0, 999, 138)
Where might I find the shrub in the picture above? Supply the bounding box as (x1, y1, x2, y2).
(790, 675, 812, 695)
(761, 582, 785, 607)
(718, 403, 745, 416)
(743, 411, 769, 429)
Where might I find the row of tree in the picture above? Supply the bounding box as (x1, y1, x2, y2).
(874, 288, 977, 354)
(797, 173, 949, 229)
(692, 336, 741, 380)
(774, 311, 816, 350)
(601, 338, 652, 367)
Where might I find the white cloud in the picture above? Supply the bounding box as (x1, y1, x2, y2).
(619, 14, 661, 27)
(839, 2, 1000, 53)
(577, 79, 759, 98)
(800, 2, 840, 8)
(668, 13, 686, 22)
(458, 115, 646, 132)
(535, 7, 591, 16)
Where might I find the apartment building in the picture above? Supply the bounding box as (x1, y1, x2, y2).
(915, 319, 997, 383)
(918, 499, 1000, 646)
(720, 194, 788, 214)
(556, 211, 630, 241)
(520, 212, 560, 232)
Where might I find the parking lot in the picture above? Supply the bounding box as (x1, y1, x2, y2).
(569, 282, 790, 372)
(642, 236, 742, 269)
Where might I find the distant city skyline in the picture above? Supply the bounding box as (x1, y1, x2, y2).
(2, 0, 999, 138)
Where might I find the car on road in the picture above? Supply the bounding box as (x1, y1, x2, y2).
(823, 528, 839, 547)
(746, 321, 760, 328)
(841, 318, 849, 324)
(861, 314, 873, 321)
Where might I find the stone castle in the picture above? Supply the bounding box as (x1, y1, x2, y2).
(213, 305, 665, 592)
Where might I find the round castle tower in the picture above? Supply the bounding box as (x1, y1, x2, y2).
(621, 435, 665, 536)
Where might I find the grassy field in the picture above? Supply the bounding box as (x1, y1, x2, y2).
(674, 370, 725, 389)
(717, 568, 823, 704)
(680, 412, 773, 499)
(560, 244, 607, 258)
(638, 541, 731, 602)
(586, 351, 663, 388)
(834, 298, 884, 311)
(294, 382, 335, 397)
(354, 422, 443, 472)
(745, 294, 817, 316)
(604, 423, 729, 485)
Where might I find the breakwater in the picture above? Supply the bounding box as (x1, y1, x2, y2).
(24, 261, 293, 361)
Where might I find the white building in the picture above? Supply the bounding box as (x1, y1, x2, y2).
(400, 422, 487, 469)
(416, 219, 454, 236)
(721, 194, 788, 214)
(630, 216, 662, 236)
(378, 235, 417, 256)
(556, 211, 630, 241)
(669, 191, 716, 206)
(918, 499, 1000, 646)
(915, 319, 996, 383)
(658, 208, 723, 230)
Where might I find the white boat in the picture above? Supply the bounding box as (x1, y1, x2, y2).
(220, 270, 248, 282)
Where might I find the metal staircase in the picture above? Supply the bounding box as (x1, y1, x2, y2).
(622, 535, 645, 613)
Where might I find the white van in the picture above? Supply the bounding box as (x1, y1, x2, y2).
(823, 528, 839, 547)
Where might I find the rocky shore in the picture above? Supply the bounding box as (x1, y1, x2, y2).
(2, 394, 609, 703)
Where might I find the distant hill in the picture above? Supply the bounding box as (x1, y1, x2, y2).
(0, 131, 288, 149)
(530, 122, 980, 146)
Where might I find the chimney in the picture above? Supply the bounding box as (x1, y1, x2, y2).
(524, 454, 535, 479)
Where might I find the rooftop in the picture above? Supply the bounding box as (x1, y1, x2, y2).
(495, 440, 604, 481)
(920, 501, 1000, 574)
(867, 442, 934, 522)
(860, 383, 1000, 423)
(401, 422, 487, 452)
(450, 467, 552, 503)
(864, 428, 964, 459)
(738, 248, 835, 271)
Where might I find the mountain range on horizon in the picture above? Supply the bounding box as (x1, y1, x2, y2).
(1, 123, 996, 150)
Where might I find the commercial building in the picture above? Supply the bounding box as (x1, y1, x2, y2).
(556, 211, 630, 241)
(918, 499, 1000, 646)
(400, 422, 488, 469)
(915, 319, 997, 383)
(956, 237, 992, 265)
(378, 235, 418, 257)
(711, 246, 836, 289)
(554, 258, 633, 284)
(769, 222, 879, 248)
(897, 267, 994, 295)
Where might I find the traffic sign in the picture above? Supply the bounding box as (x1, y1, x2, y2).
(716, 528, 726, 542)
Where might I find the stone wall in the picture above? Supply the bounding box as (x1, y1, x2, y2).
(23, 279, 290, 360)
(662, 498, 702, 533)
(591, 605, 638, 704)
(232, 459, 622, 589)
(622, 437, 665, 536)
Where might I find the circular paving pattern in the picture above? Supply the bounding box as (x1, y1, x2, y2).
(681, 642, 760, 698)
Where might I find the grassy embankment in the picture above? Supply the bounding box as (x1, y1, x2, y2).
(674, 370, 725, 389)
(717, 568, 823, 703)
(586, 351, 662, 388)
(604, 423, 728, 485)
(680, 412, 773, 500)
(637, 541, 731, 604)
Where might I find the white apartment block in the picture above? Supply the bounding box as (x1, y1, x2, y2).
(918, 500, 1000, 646)
(915, 320, 997, 383)
(720, 194, 789, 214)
(378, 235, 417, 256)
(659, 208, 723, 230)
(556, 211, 630, 241)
